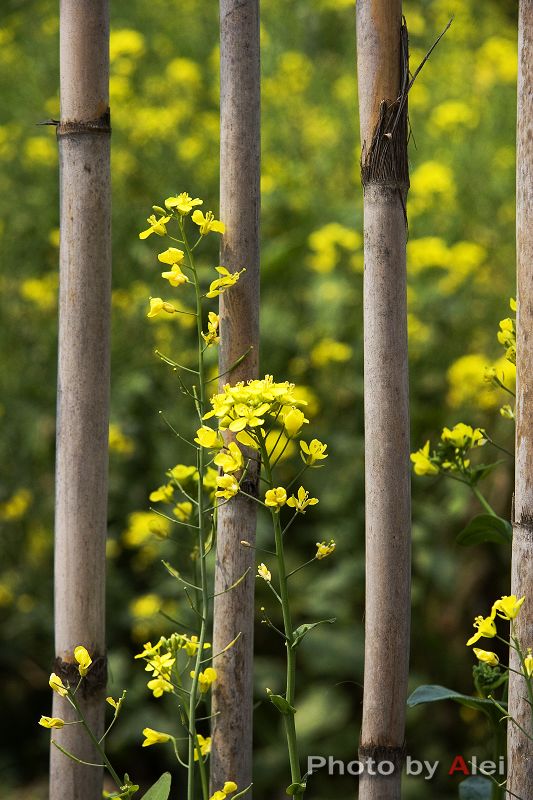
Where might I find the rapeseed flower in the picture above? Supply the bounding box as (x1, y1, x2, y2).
(142, 727, 171, 747)
(74, 645, 92, 676)
(492, 595, 525, 620)
(265, 487, 287, 510)
(467, 613, 497, 646)
(315, 540, 335, 559)
(287, 486, 319, 513)
(192, 209, 225, 235)
(139, 214, 171, 239)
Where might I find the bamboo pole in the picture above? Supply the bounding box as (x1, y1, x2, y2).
(210, 0, 260, 794)
(356, 4, 411, 799)
(508, 4, 533, 798)
(49, 2, 111, 799)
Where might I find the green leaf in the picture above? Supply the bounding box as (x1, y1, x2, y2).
(407, 684, 506, 716)
(267, 691, 296, 715)
(291, 618, 336, 648)
(456, 514, 512, 546)
(458, 776, 493, 800)
(140, 773, 172, 800)
(286, 781, 307, 795)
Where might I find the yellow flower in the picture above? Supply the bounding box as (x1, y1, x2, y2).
(473, 648, 499, 666)
(139, 214, 171, 239)
(215, 474, 239, 500)
(214, 442, 244, 473)
(49, 673, 68, 697)
(491, 595, 525, 621)
(147, 675, 174, 698)
(39, 716, 65, 729)
(524, 647, 533, 678)
(209, 782, 238, 800)
(195, 426, 223, 449)
(106, 696, 123, 712)
(134, 640, 163, 659)
(165, 193, 203, 215)
(145, 653, 175, 677)
(142, 727, 171, 747)
(202, 311, 220, 346)
(257, 563, 271, 582)
(74, 645, 92, 677)
(467, 613, 497, 646)
(315, 540, 336, 559)
(169, 464, 198, 483)
(500, 404, 514, 420)
(192, 209, 225, 235)
(265, 487, 287, 510)
(497, 317, 516, 364)
(173, 501, 193, 522)
(226, 403, 270, 433)
(194, 733, 211, 760)
(287, 486, 319, 513)
(149, 484, 174, 503)
(510, 297, 517, 312)
(147, 297, 179, 318)
(158, 247, 185, 265)
(178, 634, 211, 657)
(300, 439, 328, 466)
(206, 267, 245, 298)
(283, 407, 308, 438)
(410, 441, 439, 476)
(191, 667, 217, 693)
(441, 423, 486, 449)
(0, 488, 32, 521)
(161, 264, 188, 287)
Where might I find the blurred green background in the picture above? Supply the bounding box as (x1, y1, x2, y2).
(0, 0, 521, 797)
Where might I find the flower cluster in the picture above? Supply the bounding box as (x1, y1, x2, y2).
(497, 297, 517, 365)
(466, 595, 531, 677)
(203, 375, 306, 435)
(135, 635, 217, 699)
(410, 422, 487, 478)
(140, 191, 244, 319)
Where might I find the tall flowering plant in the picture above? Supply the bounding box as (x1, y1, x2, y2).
(407, 299, 532, 800)
(39, 194, 335, 800)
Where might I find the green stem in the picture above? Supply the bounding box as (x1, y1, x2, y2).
(260, 438, 303, 792)
(471, 485, 497, 516)
(182, 218, 209, 800)
(68, 693, 122, 789)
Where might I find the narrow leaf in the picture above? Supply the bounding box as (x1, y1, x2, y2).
(291, 618, 336, 648)
(268, 692, 296, 715)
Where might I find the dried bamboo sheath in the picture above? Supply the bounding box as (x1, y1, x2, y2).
(50, 2, 111, 799)
(356, 4, 411, 799)
(508, 3, 533, 798)
(210, 0, 261, 794)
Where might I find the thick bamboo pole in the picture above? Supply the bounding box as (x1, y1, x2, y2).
(210, 0, 260, 794)
(49, 2, 111, 799)
(356, 4, 411, 799)
(508, 4, 533, 798)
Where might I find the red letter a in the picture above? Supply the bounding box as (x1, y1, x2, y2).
(449, 756, 469, 776)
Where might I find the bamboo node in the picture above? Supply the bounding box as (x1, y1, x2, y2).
(360, 23, 409, 192)
(57, 109, 111, 137)
(358, 742, 407, 771)
(53, 654, 107, 698)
